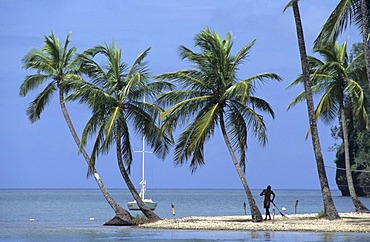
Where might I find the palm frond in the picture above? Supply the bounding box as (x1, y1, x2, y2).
(314, 0, 354, 46)
(346, 79, 369, 129)
(225, 103, 248, 171)
(119, 120, 133, 173)
(230, 39, 256, 72)
(22, 49, 55, 74)
(101, 106, 121, 153)
(26, 82, 56, 123)
(249, 96, 275, 119)
(315, 84, 340, 124)
(283, 0, 299, 12)
(155, 70, 212, 91)
(19, 74, 50, 96)
(174, 104, 218, 172)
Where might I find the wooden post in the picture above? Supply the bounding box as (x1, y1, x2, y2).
(295, 200, 299, 214)
(171, 203, 176, 217)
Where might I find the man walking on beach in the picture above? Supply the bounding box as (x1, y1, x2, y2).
(260, 185, 275, 220)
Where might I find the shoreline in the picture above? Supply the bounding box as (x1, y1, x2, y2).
(139, 212, 370, 233)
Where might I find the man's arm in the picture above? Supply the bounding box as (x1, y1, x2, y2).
(260, 189, 265, 196)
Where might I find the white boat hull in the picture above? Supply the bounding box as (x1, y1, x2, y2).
(127, 199, 157, 211)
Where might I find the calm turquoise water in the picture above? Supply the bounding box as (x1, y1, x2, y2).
(0, 189, 369, 241)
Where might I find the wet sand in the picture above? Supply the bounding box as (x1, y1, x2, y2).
(140, 213, 370, 233)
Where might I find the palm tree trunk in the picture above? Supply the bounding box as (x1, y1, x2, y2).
(360, 0, 370, 87)
(115, 128, 161, 222)
(291, 1, 340, 220)
(340, 107, 369, 212)
(58, 89, 133, 225)
(220, 115, 262, 222)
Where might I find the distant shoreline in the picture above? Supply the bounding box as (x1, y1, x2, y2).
(0, 188, 339, 191)
(140, 213, 370, 233)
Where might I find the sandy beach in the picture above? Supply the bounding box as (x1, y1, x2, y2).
(140, 213, 370, 233)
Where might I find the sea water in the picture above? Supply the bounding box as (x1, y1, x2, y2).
(0, 189, 369, 241)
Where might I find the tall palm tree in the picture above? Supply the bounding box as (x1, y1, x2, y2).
(288, 41, 369, 212)
(67, 42, 171, 222)
(284, 0, 340, 220)
(155, 28, 281, 222)
(19, 33, 133, 225)
(314, 0, 370, 87)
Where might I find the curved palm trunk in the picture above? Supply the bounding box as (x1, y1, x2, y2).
(220, 115, 262, 222)
(291, 1, 340, 220)
(360, 0, 370, 87)
(340, 107, 369, 212)
(115, 129, 161, 222)
(59, 89, 133, 225)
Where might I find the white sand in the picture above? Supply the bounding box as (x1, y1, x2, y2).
(140, 213, 370, 233)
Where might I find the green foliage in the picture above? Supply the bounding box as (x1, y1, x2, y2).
(156, 28, 281, 172)
(20, 32, 81, 122)
(288, 41, 368, 133)
(331, 43, 370, 196)
(317, 209, 326, 218)
(132, 214, 149, 225)
(315, 0, 363, 47)
(66, 42, 173, 171)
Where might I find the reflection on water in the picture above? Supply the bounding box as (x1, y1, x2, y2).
(264, 231, 272, 241)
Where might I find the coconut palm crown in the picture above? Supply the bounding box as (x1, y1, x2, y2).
(156, 28, 282, 222)
(66, 41, 172, 221)
(68, 42, 172, 170)
(288, 41, 368, 129)
(20, 32, 81, 121)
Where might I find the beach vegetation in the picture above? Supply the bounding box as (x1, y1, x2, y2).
(312, 0, 370, 201)
(19, 33, 134, 225)
(66, 42, 172, 222)
(316, 210, 326, 218)
(330, 43, 370, 198)
(132, 214, 150, 225)
(288, 41, 369, 212)
(315, 0, 370, 87)
(155, 28, 281, 222)
(284, 0, 340, 220)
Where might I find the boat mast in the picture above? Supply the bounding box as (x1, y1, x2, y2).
(139, 97, 147, 200)
(139, 134, 146, 200)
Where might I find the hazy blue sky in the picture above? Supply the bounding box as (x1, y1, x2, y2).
(0, 1, 360, 190)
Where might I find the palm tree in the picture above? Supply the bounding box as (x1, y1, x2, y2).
(67, 42, 171, 222)
(284, 0, 340, 220)
(155, 28, 281, 222)
(314, 0, 370, 87)
(19, 33, 133, 225)
(288, 41, 369, 212)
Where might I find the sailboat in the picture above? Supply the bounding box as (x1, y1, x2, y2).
(127, 135, 158, 211)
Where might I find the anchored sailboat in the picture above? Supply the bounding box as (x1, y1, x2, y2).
(127, 135, 157, 211)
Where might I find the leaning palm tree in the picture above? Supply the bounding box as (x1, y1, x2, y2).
(19, 33, 133, 225)
(67, 42, 171, 222)
(284, 0, 340, 220)
(155, 28, 281, 222)
(288, 41, 369, 212)
(314, 0, 370, 87)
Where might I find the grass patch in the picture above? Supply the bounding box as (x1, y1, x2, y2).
(316, 210, 326, 218)
(132, 214, 149, 225)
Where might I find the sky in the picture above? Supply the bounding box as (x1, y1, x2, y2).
(0, 0, 361, 191)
